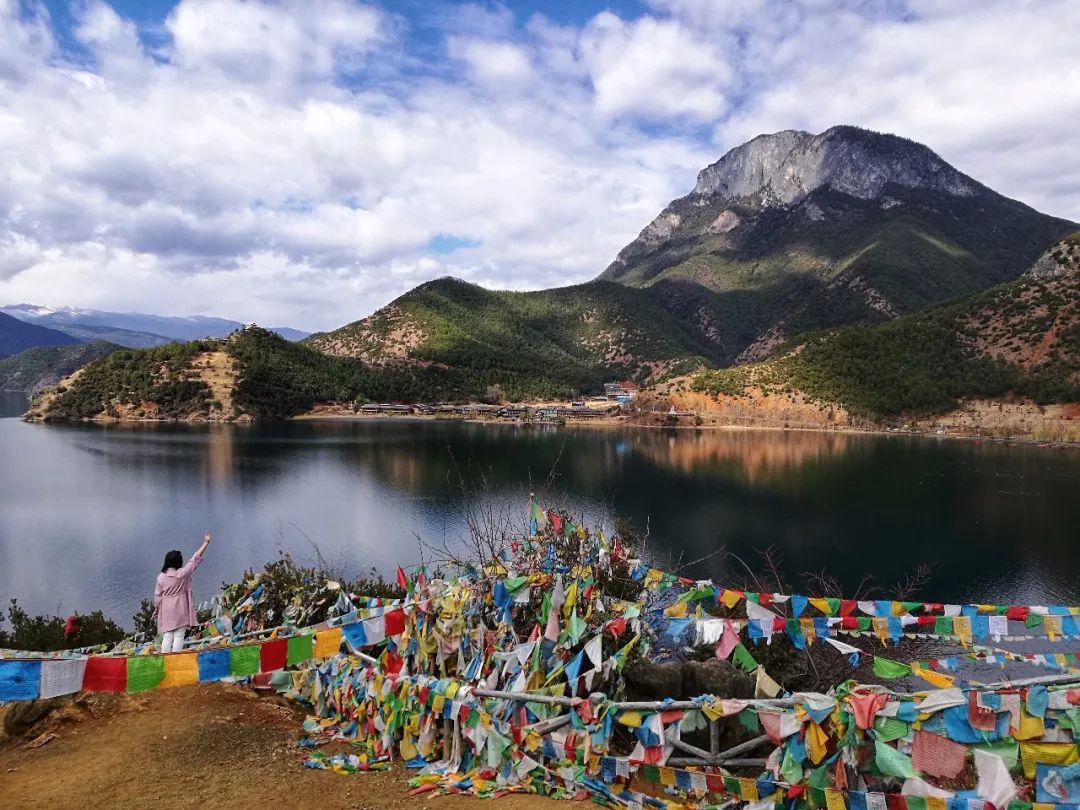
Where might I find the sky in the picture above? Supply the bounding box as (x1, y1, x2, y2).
(1, 1, 1078, 332)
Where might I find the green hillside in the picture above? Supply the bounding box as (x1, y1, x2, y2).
(692, 234, 1080, 417)
(35, 328, 491, 422)
(305, 277, 719, 398)
(611, 186, 1075, 364)
(0, 342, 121, 394)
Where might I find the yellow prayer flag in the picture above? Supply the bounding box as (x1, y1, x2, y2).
(720, 589, 743, 609)
(701, 699, 724, 722)
(809, 597, 833, 615)
(1015, 708, 1046, 741)
(159, 651, 199, 688)
(739, 777, 759, 801)
(1043, 615, 1062, 641)
(664, 601, 688, 618)
(912, 665, 955, 689)
(618, 710, 643, 727)
(952, 616, 972, 647)
(806, 721, 829, 765)
(926, 797, 947, 810)
(1020, 741, 1079, 779)
(313, 627, 343, 658)
(659, 767, 676, 786)
(825, 789, 847, 810)
(872, 617, 890, 645)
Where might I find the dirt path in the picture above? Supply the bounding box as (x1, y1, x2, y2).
(0, 684, 553, 810)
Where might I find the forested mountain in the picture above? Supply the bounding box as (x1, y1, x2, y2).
(305, 277, 720, 396)
(0, 312, 80, 357)
(692, 233, 1080, 416)
(0, 342, 121, 394)
(25, 128, 1080, 423)
(602, 126, 1076, 363)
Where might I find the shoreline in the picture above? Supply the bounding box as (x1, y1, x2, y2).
(294, 409, 1080, 449)
(19, 401, 1080, 449)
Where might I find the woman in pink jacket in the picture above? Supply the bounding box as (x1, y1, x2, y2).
(154, 532, 212, 653)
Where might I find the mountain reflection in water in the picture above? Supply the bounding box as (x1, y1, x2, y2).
(0, 416, 1077, 619)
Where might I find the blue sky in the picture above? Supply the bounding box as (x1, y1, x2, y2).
(2, 0, 1078, 330)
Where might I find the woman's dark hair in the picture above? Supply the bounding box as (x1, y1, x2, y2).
(162, 550, 183, 573)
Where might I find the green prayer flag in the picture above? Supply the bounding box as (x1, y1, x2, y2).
(229, 644, 261, 677)
(906, 797, 928, 810)
(873, 655, 912, 679)
(1006, 801, 1033, 810)
(286, 634, 314, 666)
(780, 745, 804, 783)
(724, 776, 741, 795)
(874, 738, 916, 778)
(1025, 613, 1043, 629)
(856, 617, 872, 631)
(732, 642, 758, 673)
(974, 739, 1020, 772)
(824, 597, 840, 615)
(642, 765, 660, 783)
(900, 601, 922, 613)
(127, 655, 164, 693)
(874, 716, 910, 741)
(934, 616, 954, 635)
(738, 707, 760, 733)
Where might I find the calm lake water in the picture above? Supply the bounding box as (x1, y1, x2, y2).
(1, 399, 1078, 622)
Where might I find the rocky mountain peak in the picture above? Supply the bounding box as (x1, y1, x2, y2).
(692, 125, 982, 208)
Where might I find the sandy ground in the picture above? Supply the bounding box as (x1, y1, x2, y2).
(0, 684, 553, 810)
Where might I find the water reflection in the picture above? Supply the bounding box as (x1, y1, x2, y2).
(0, 416, 1078, 620)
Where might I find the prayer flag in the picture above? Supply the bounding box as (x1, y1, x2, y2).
(196, 649, 230, 683)
(0, 659, 41, 701)
(39, 658, 87, 699)
(874, 656, 912, 679)
(286, 634, 314, 666)
(160, 652, 199, 688)
(260, 638, 288, 672)
(229, 644, 261, 677)
(126, 655, 165, 693)
(82, 656, 127, 692)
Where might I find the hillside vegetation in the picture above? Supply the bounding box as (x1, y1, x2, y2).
(34, 327, 493, 421)
(0, 341, 121, 394)
(692, 234, 1080, 417)
(305, 277, 718, 398)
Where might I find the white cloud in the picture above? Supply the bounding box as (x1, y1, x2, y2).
(579, 12, 733, 122)
(0, 0, 1077, 331)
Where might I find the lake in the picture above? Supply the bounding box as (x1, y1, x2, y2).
(1, 402, 1079, 624)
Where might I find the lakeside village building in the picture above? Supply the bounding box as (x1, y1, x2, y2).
(603, 381, 639, 404)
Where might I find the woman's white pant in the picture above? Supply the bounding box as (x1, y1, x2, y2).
(161, 628, 186, 653)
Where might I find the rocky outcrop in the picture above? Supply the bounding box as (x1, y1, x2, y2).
(692, 125, 981, 208)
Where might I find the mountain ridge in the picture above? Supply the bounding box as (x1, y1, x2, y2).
(0, 312, 81, 358)
(1, 304, 310, 345)
(601, 126, 1075, 363)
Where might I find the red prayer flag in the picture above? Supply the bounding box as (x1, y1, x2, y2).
(384, 608, 406, 637)
(912, 729, 968, 778)
(885, 793, 908, 810)
(396, 566, 408, 590)
(82, 656, 127, 692)
(839, 600, 857, 617)
(259, 638, 287, 673)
